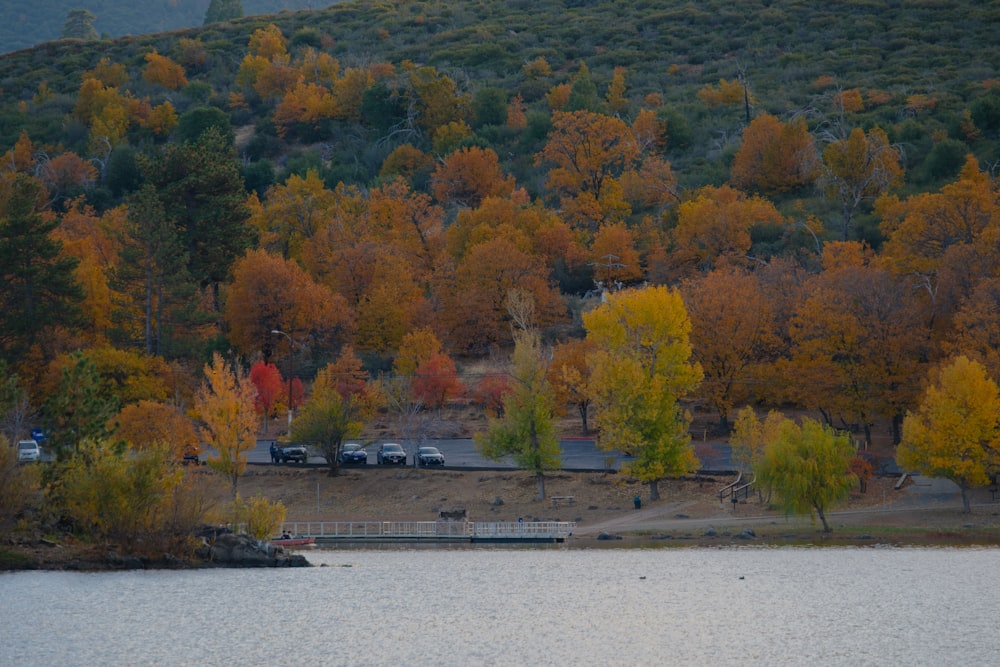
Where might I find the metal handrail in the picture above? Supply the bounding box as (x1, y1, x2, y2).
(279, 520, 575, 540)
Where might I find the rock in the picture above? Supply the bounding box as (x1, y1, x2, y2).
(704, 528, 717, 537)
(208, 533, 311, 568)
(491, 496, 505, 506)
(733, 529, 756, 541)
(675, 514, 690, 519)
(596, 532, 623, 541)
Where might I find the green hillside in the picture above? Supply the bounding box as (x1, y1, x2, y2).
(2, 0, 998, 198)
(0, 0, 326, 54)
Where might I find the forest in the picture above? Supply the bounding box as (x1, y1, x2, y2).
(2, 0, 1000, 547)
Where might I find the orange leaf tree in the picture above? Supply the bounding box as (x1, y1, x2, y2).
(730, 114, 819, 196)
(537, 110, 639, 231)
(682, 268, 780, 430)
(430, 146, 516, 208)
(224, 249, 353, 358)
(672, 184, 784, 275)
(785, 259, 928, 445)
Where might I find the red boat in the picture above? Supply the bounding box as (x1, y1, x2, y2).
(272, 536, 316, 546)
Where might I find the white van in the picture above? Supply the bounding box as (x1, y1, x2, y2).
(17, 439, 40, 462)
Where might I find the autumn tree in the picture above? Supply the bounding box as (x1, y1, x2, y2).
(730, 114, 819, 195)
(785, 258, 928, 445)
(430, 146, 516, 209)
(116, 400, 200, 461)
(412, 351, 465, 411)
(589, 223, 644, 286)
(899, 356, 1000, 513)
(248, 170, 336, 260)
(143, 51, 188, 90)
(273, 81, 339, 138)
(291, 351, 379, 474)
(820, 126, 903, 240)
(393, 328, 444, 376)
(682, 268, 780, 429)
(231, 492, 285, 540)
(471, 371, 511, 418)
(671, 185, 784, 275)
(729, 407, 785, 477)
(476, 306, 560, 501)
(224, 249, 352, 358)
(249, 361, 283, 428)
(548, 338, 595, 435)
(946, 278, 1000, 381)
(54, 439, 210, 556)
(538, 110, 639, 230)
(0, 437, 40, 536)
(757, 417, 856, 532)
(878, 155, 999, 332)
(194, 353, 258, 497)
(584, 286, 703, 500)
(438, 236, 566, 355)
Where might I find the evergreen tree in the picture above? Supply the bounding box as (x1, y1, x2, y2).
(204, 0, 244, 25)
(0, 174, 84, 364)
(112, 184, 193, 356)
(42, 352, 120, 461)
(61, 9, 99, 40)
(138, 128, 252, 309)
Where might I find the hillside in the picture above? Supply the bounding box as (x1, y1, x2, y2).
(0, 0, 998, 467)
(2, 0, 998, 199)
(0, 0, 328, 54)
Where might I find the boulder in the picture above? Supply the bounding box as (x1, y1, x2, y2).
(203, 533, 310, 568)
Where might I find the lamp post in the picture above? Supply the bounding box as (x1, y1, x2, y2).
(271, 329, 294, 428)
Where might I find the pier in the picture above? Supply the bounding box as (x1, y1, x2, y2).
(279, 520, 575, 544)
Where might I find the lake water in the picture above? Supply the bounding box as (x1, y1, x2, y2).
(2, 546, 997, 666)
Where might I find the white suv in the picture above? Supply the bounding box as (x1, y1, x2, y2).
(17, 439, 40, 462)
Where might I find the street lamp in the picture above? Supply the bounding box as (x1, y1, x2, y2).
(271, 329, 294, 428)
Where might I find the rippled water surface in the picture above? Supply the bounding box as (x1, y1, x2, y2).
(2, 547, 997, 666)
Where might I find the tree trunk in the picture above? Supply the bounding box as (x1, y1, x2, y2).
(960, 483, 971, 514)
(649, 479, 660, 501)
(815, 501, 831, 532)
(535, 470, 546, 502)
(578, 401, 589, 435)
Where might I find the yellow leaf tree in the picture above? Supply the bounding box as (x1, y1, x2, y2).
(757, 417, 856, 532)
(584, 286, 703, 500)
(899, 356, 1000, 513)
(116, 400, 201, 461)
(195, 353, 258, 497)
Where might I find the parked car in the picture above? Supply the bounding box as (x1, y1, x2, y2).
(275, 443, 309, 464)
(340, 443, 368, 465)
(416, 446, 445, 466)
(17, 439, 40, 462)
(376, 442, 407, 465)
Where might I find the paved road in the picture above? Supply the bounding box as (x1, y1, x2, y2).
(226, 438, 736, 472)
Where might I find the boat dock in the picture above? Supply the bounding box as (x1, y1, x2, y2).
(279, 520, 575, 544)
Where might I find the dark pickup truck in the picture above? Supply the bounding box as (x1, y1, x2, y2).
(270, 442, 309, 464)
